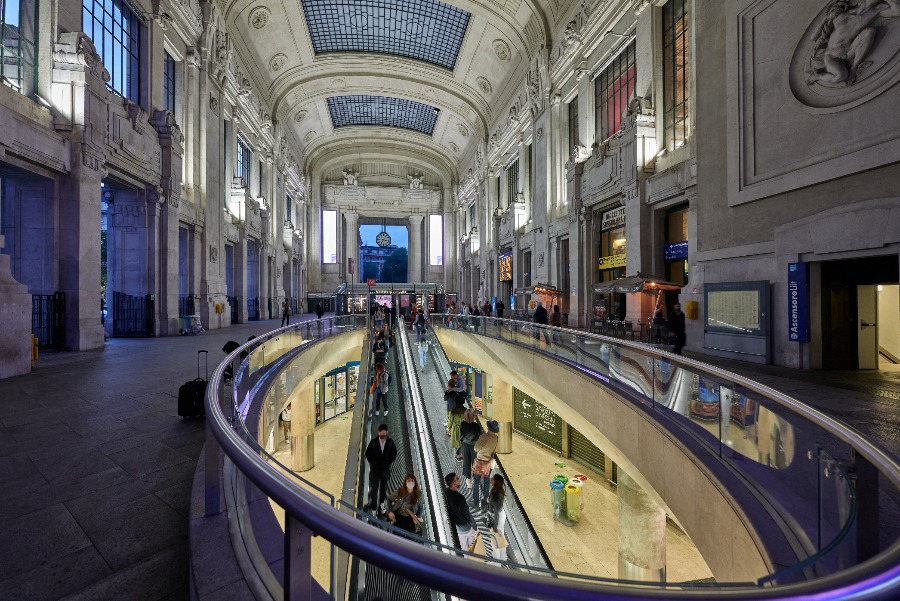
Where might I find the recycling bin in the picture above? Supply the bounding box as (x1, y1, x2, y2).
(565, 483, 581, 522)
(571, 475, 587, 511)
(554, 474, 569, 485)
(550, 480, 565, 517)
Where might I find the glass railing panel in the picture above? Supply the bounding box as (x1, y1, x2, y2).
(609, 343, 655, 401)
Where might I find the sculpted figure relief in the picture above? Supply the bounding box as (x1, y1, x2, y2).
(407, 174, 423, 189)
(806, 0, 900, 86)
(342, 169, 359, 186)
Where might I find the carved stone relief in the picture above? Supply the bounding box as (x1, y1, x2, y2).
(249, 7, 270, 29)
(210, 245, 219, 263)
(269, 54, 287, 72)
(294, 110, 307, 122)
(304, 131, 316, 142)
(790, 0, 900, 111)
(448, 142, 459, 153)
(457, 123, 469, 137)
(493, 39, 511, 61)
(476, 76, 492, 94)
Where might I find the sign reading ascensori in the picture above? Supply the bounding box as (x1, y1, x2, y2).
(788, 262, 809, 342)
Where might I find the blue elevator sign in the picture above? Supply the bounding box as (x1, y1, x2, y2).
(788, 262, 809, 342)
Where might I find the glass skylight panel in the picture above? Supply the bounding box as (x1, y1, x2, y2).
(327, 96, 439, 136)
(302, 0, 470, 70)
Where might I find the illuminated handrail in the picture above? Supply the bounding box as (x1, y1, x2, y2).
(202, 316, 900, 600)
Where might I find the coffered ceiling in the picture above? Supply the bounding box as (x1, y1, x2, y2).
(223, 0, 573, 184)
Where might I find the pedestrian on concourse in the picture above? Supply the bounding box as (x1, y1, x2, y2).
(495, 299, 505, 320)
(280, 402, 292, 442)
(364, 423, 397, 512)
(315, 303, 324, 319)
(667, 302, 686, 355)
(550, 304, 562, 343)
(445, 472, 477, 550)
(281, 298, 290, 327)
(459, 409, 481, 488)
(533, 301, 551, 345)
(472, 420, 500, 511)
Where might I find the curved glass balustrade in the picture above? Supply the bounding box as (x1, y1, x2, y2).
(201, 315, 900, 600)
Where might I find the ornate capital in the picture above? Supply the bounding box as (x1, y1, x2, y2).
(53, 32, 110, 83)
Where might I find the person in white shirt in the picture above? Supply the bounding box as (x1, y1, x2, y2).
(280, 403, 292, 442)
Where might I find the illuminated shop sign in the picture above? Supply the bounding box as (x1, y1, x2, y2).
(499, 251, 513, 281)
(598, 253, 627, 270)
(601, 206, 626, 230)
(664, 241, 688, 260)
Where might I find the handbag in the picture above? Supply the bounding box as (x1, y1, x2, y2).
(472, 457, 492, 478)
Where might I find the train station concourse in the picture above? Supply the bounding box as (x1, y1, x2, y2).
(0, 0, 899, 599)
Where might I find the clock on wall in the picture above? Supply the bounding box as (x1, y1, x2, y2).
(376, 231, 392, 247)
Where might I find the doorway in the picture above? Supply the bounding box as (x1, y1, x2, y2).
(821, 256, 899, 370)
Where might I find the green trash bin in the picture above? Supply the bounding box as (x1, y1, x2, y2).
(565, 483, 582, 522)
(554, 474, 569, 485)
(550, 480, 565, 517)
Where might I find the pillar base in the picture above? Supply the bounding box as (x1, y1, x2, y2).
(496, 421, 513, 453)
(291, 433, 315, 471)
(618, 556, 665, 582)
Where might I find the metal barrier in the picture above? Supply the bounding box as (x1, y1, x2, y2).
(202, 315, 900, 600)
(112, 292, 153, 337)
(31, 291, 65, 349)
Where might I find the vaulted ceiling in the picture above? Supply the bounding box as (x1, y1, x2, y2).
(222, 0, 574, 185)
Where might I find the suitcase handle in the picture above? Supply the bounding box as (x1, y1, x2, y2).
(198, 350, 208, 380)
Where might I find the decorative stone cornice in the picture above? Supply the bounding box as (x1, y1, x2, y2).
(53, 32, 110, 83)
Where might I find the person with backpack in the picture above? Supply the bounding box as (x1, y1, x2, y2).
(414, 311, 427, 334)
(279, 402, 292, 443)
(370, 362, 390, 416)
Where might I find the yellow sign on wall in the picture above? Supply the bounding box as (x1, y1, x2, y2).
(598, 253, 626, 270)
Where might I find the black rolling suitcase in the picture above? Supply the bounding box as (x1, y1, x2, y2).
(178, 350, 208, 418)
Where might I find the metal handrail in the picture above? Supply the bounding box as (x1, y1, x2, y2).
(203, 316, 900, 600)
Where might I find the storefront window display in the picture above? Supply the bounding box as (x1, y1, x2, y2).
(664, 204, 689, 285)
(315, 362, 359, 425)
(597, 207, 627, 320)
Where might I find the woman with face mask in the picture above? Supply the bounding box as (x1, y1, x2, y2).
(387, 473, 423, 535)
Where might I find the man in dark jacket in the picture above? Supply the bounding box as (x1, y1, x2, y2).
(364, 424, 397, 511)
(445, 472, 477, 550)
(667, 302, 686, 355)
(532, 301, 551, 344)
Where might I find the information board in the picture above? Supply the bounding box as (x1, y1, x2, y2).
(513, 388, 562, 452)
(703, 281, 769, 337)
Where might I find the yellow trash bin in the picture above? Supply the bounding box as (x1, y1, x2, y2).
(565, 483, 581, 522)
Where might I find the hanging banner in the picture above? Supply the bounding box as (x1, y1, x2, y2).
(788, 262, 809, 343)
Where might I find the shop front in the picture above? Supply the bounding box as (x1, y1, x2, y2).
(595, 206, 627, 326)
(315, 362, 360, 425)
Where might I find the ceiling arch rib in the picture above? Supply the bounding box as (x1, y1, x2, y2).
(307, 137, 459, 185)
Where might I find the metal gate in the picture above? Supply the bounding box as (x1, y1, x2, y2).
(227, 296, 240, 324)
(248, 297, 260, 321)
(112, 292, 154, 337)
(32, 292, 65, 349)
(568, 426, 607, 477)
(178, 295, 196, 316)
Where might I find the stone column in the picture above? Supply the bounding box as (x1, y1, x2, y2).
(618, 470, 666, 582)
(344, 210, 358, 283)
(0, 234, 32, 378)
(491, 376, 513, 454)
(289, 379, 315, 471)
(408, 214, 423, 283)
(443, 187, 457, 291)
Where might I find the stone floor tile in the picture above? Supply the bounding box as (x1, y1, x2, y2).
(32, 448, 119, 485)
(107, 442, 192, 478)
(0, 504, 92, 582)
(0, 546, 112, 601)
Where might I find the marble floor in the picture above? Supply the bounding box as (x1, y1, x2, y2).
(268, 409, 355, 589)
(499, 433, 713, 583)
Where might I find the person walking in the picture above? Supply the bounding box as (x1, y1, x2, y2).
(372, 332, 388, 365)
(487, 474, 507, 536)
(667, 302, 686, 355)
(374, 305, 386, 331)
(370, 362, 390, 415)
(281, 299, 290, 327)
(280, 402, 292, 443)
(445, 472, 477, 550)
(315, 303, 324, 319)
(387, 474, 423, 535)
(495, 299, 504, 320)
(364, 424, 397, 512)
(472, 420, 500, 511)
(416, 331, 430, 370)
(414, 311, 427, 335)
(533, 301, 551, 345)
(459, 409, 481, 488)
(550, 304, 562, 343)
(448, 396, 467, 462)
